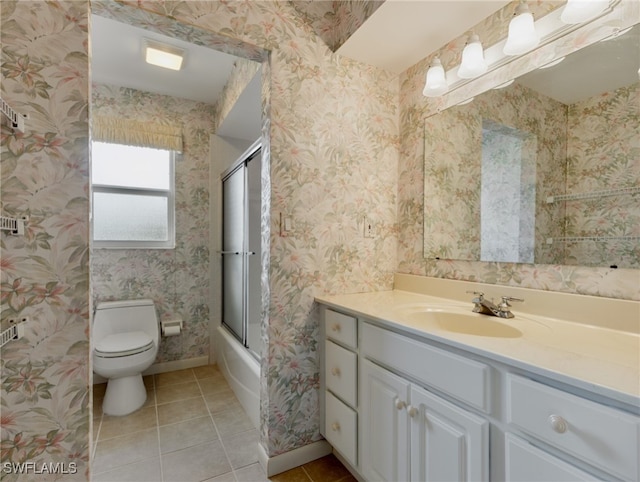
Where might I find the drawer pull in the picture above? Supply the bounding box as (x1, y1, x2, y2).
(331, 422, 341, 432)
(395, 398, 406, 410)
(407, 405, 418, 417)
(331, 323, 341, 332)
(548, 414, 568, 434)
(331, 367, 341, 377)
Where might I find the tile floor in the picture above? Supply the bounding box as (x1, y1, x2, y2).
(92, 365, 356, 482)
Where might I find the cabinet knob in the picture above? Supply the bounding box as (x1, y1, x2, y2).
(331, 323, 341, 332)
(331, 367, 341, 377)
(407, 405, 418, 417)
(548, 414, 568, 434)
(395, 398, 406, 410)
(331, 422, 340, 432)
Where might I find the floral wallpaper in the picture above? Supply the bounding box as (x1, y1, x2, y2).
(93, 0, 399, 459)
(423, 82, 566, 265)
(564, 82, 640, 269)
(290, 0, 385, 52)
(213, 57, 261, 133)
(90, 83, 215, 364)
(399, 0, 640, 301)
(1, 1, 90, 480)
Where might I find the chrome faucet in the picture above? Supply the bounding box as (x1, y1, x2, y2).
(467, 291, 524, 318)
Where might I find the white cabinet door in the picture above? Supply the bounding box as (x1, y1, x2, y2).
(361, 360, 411, 482)
(410, 385, 489, 482)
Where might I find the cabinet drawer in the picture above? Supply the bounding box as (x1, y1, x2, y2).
(325, 340, 357, 406)
(325, 309, 357, 349)
(507, 374, 640, 481)
(505, 433, 599, 481)
(325, 391, 357, 466)
(362, 323, 490, 412)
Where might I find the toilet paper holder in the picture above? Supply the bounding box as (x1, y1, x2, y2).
(161, 320, 183, 336)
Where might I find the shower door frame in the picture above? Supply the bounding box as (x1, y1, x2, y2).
(221, 140, 262, 359)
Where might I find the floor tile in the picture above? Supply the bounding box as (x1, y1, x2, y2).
(93, 457, 162, 482)
(193, 365, 223, 379)
(204, 472, 237, 482)
(99, 405, 157, 441)
(203, 387, 242, 414)
(155, 368, 196, 387)
(162, 440, 231, 482)
(221, 429, 259, 469)
(269, 466, 310, 482)
(302, 455, 354, 482)
(92, 428, 159, 474)
(213, 407, 254, 437)
(157, 396, 209, 426)
(199, 376, 235, 395)
(160, 415, 218, 454)
(156, 380, 202, 404)
(234, 463, 268, 482)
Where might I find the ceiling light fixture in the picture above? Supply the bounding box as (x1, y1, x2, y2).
(561, 0, 609, 24)
(503, 1, 540, 56)
(423, 57, 448, 97)
(144, 39, 185, 71)
(457, 34, 488, 79)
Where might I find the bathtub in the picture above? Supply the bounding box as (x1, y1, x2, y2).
(216, 325, 260, 429)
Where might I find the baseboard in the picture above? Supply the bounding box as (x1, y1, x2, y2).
(257, 440, 332, 477)
(92, 356, 210, 384)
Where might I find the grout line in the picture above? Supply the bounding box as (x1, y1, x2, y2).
(196, 367, 237, 481)
(150, 375, 165, 482)
(300, 465, 315, 482)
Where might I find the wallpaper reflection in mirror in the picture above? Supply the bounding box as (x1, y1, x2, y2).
(423, 82, 566, 264)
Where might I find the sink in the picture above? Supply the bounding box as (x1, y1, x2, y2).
(403, 308, 523, 338)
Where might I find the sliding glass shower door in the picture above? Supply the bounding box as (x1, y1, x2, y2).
(221, 143, 262, 358)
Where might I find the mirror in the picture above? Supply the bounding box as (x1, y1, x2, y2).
(424, 23, 639, 269)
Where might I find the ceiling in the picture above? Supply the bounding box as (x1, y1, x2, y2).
(336, 0, 512, 74)
(90, 14, 262, 142)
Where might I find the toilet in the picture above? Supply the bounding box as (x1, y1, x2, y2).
(92, 299, 160, 416)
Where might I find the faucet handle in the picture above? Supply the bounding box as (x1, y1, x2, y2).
(499, 296, 524, 310)
(466, 290, 485, 300)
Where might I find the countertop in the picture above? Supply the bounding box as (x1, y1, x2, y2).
(315, 289, 640, 410)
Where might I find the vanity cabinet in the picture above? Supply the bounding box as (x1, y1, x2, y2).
(361, 359, 488, 482)
(319, 304, 640, 482)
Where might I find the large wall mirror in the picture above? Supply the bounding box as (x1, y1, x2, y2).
(424, 22, 639, 269)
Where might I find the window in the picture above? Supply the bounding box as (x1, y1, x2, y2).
(91, 141, 175, 249)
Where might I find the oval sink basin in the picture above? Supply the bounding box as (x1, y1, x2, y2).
(405, 310, 523, 338)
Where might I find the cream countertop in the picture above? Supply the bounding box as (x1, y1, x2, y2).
(315, 288, 640, 410)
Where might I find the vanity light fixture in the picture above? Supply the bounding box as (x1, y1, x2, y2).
(144, 39, 185, 71)
(457, 34, 488, 79)
(503, 0, 540, 56)
(493, 79, 515, 89)
(423, 57, 448, 97)
(561, 0, 609, 24)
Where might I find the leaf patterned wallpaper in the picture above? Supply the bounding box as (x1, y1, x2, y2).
(90, 83, 216, 364)
(1, 0, 638, 477)
(1, 1, 91, 479)
(398, 0, 640, 301)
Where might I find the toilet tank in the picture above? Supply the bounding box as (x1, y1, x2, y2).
(93, 299, 159, 344)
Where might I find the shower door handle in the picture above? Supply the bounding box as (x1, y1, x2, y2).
(220, 251, 241, 255)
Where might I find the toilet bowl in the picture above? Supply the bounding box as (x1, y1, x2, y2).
(93, 299, 159, 416)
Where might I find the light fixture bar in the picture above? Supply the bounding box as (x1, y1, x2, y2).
(144, 38, 185, 71)
(434, 0, 620, 98)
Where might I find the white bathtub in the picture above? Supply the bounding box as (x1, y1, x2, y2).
(216, 325, 260, 429)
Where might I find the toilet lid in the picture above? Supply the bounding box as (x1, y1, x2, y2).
(95, 331, 154, 358)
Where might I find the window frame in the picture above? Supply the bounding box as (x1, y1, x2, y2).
(91, 143, 176, 250)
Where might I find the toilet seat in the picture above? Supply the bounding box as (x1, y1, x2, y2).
(95, 331, 154, 358)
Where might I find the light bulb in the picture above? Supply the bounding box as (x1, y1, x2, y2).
(458, 34, 488, 79)
(561, 0, 609, 24)
(503, 1, 540, 56)
(423, 58, 448, 97)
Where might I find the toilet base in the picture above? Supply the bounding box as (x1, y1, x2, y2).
(102, 373, 147, 416)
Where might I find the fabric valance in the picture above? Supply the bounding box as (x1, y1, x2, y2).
(92, 116, 183, 152)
